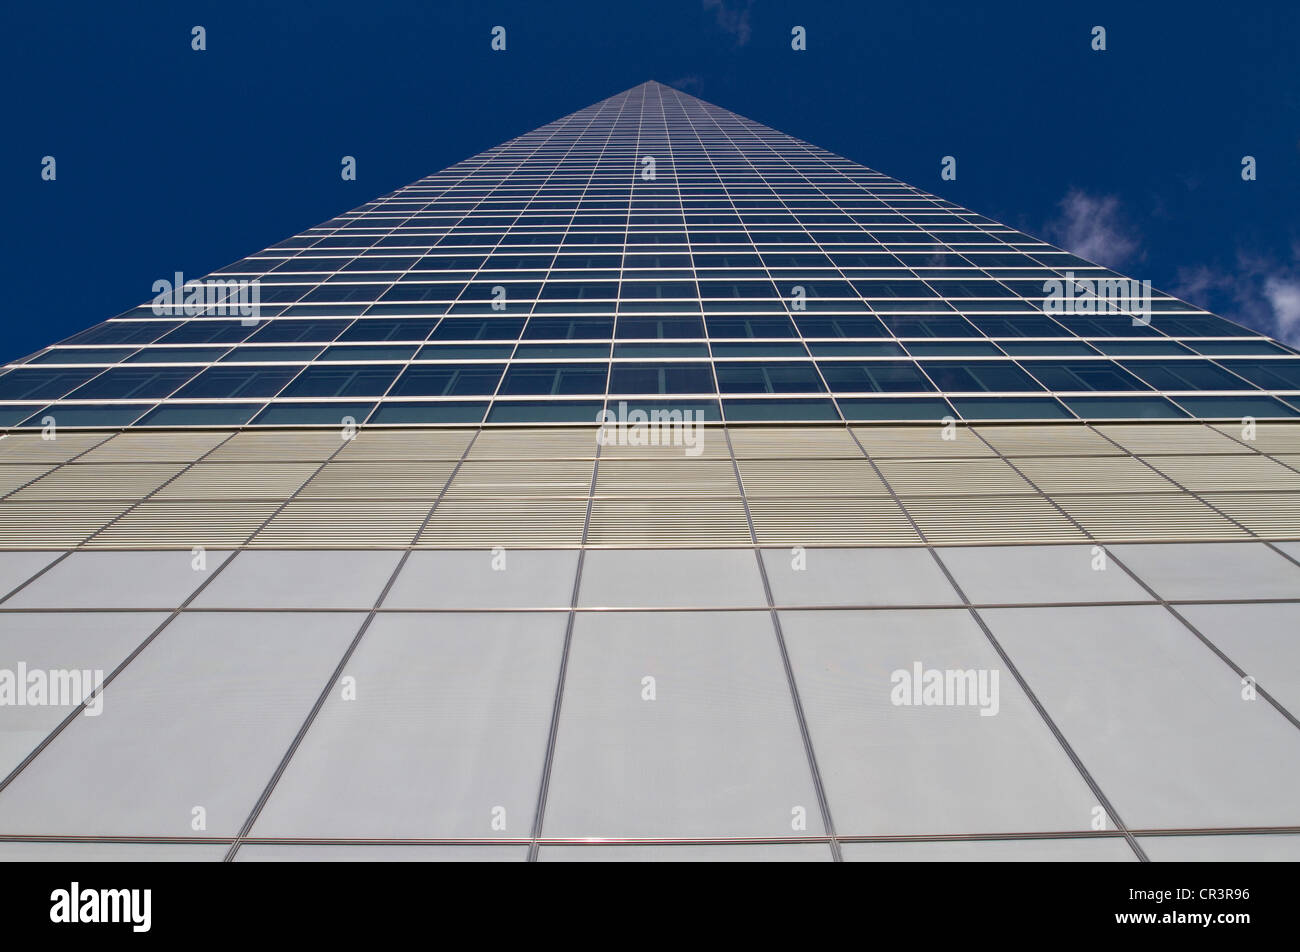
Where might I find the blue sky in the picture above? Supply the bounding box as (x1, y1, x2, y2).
(3, 0, 1297, 363)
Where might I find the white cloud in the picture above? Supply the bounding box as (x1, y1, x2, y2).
(1044, 189, 1141, 269)
(1263, 275, 1300, 343)
(702, 0, 753, 46)
(1173, 249, 1300, 346)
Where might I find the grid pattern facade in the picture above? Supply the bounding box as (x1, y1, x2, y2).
(2, 82, 1300, 862)
(2, 540, 1300, 861)
(4, 81, 1300, 430)
(2, 421, 1300, 548)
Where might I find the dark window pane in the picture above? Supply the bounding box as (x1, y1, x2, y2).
(499, 363, 608, 395)
(1219, 359, 1300, 390)
(609, 362, 714, 394)
(522, 317, 614, 340)
(919, 360, 1044, 392)
(428, 318, 525, 341)
(0, 368, 102, 400)
(615, 317, 705, 339)
(817, 360, 935, 393)
(1119, 360, 1257, 391)
(61, 322, 178, 346)
(66, 366, 195, 399)
(247, 320, 351, 343)
(705, 315, 797, 338)
(174, 365, 299, 398)
(389, 364, 505, 396)
(279, 365, 400, 397)
(1020, 360, 1151, 391)
(714, 361, 826, 393)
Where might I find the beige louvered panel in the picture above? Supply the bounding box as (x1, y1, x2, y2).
(851, 425, 993, 459)
(586, 497, 751, 545)
(447, 459, 593, 496)
(728, 426, 860, 458)
(747, 496, 920, 545)
(1095, 423, 1251, 455)
(737, 458, 888, 496)
(1052, 493, 1248, 542)
(206, 430, 346, 462)
(335, 428, 474, 460)
(1142, 455, 1300, 492)
(9, 463, 185, 501)
(1213, 423, 1300, 454)
(0, 502, 129, 546)
(877, 458, 1032, 495)
(974, 424, 1118, 457)
(598, 429, 729, 459)
(77, 430, 233, 463)
(1272, 454, 1300, 473)
(595, 459, 739, 496)
(0, 465, 54, 496)
(155, 463, 318, 499)
(299, 460, 457, 499)
(87, 501, 282, 548)
(0, 432, 110, 463)
(468, 427, 600, 459)
(901, 494, 1083, 544)
(1013, 456, 1178, 494)
(251, 500, 430, 547)
(1200, 492, 1300, 538)
(419, 498, 588, 546)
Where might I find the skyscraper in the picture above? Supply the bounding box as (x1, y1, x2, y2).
(1, 81, 1298, 861)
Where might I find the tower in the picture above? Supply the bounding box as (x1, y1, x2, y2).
(1, 81, 1298, 861)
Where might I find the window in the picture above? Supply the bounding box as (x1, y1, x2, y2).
(137, 403, 261, 426)
(61, 322, 178, 346)
(793, 315, 889, 338)
(966, 315, 1072, 337)
(486, 400, 605, 423)
(1061, 396, 1186, 419)
(157, 321, 258, 345)
(1020, 360, 1150, 391)
(0, 368, 101, 400)
(609, 362, 714, 394)
(338, 319, 437, 342)
(817, 360, 934, 393)
(722, 398, 839, 421)
(615, 317, 705, 339)
(705, 315, 798, 338)
(1173, 396, 1300, 418)
(1219, 359, 1300, 390)
(428, 318, 525, 341)
(499, 363, 608, 395)
(839, 397, 952, 421)
(248, 319, 351, 343)
(714, 361, 826, 393)
(1119, 360, 1255, 391)
(919, 360, 1043, 392)
(881, 316, 980, 338)
(522, 316, 614, 340)
(389, 364, 505, 396)
(252, 402, 375, 425)
(174, 365, 300, 399)
(369, 402, 488, 424)
(279, 364, 401, 398)
(66, 366, 196, 399)
(951, 397, 1072, 420)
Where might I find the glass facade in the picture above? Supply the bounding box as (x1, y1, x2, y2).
(4, 81, 1298, 430)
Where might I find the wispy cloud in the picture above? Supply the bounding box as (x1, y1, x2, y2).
(702, 0, 753, 46)
(1173, 247, 1300, 345)
(1043, 189, 1141, 270)
(669, 74, 703, 94)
